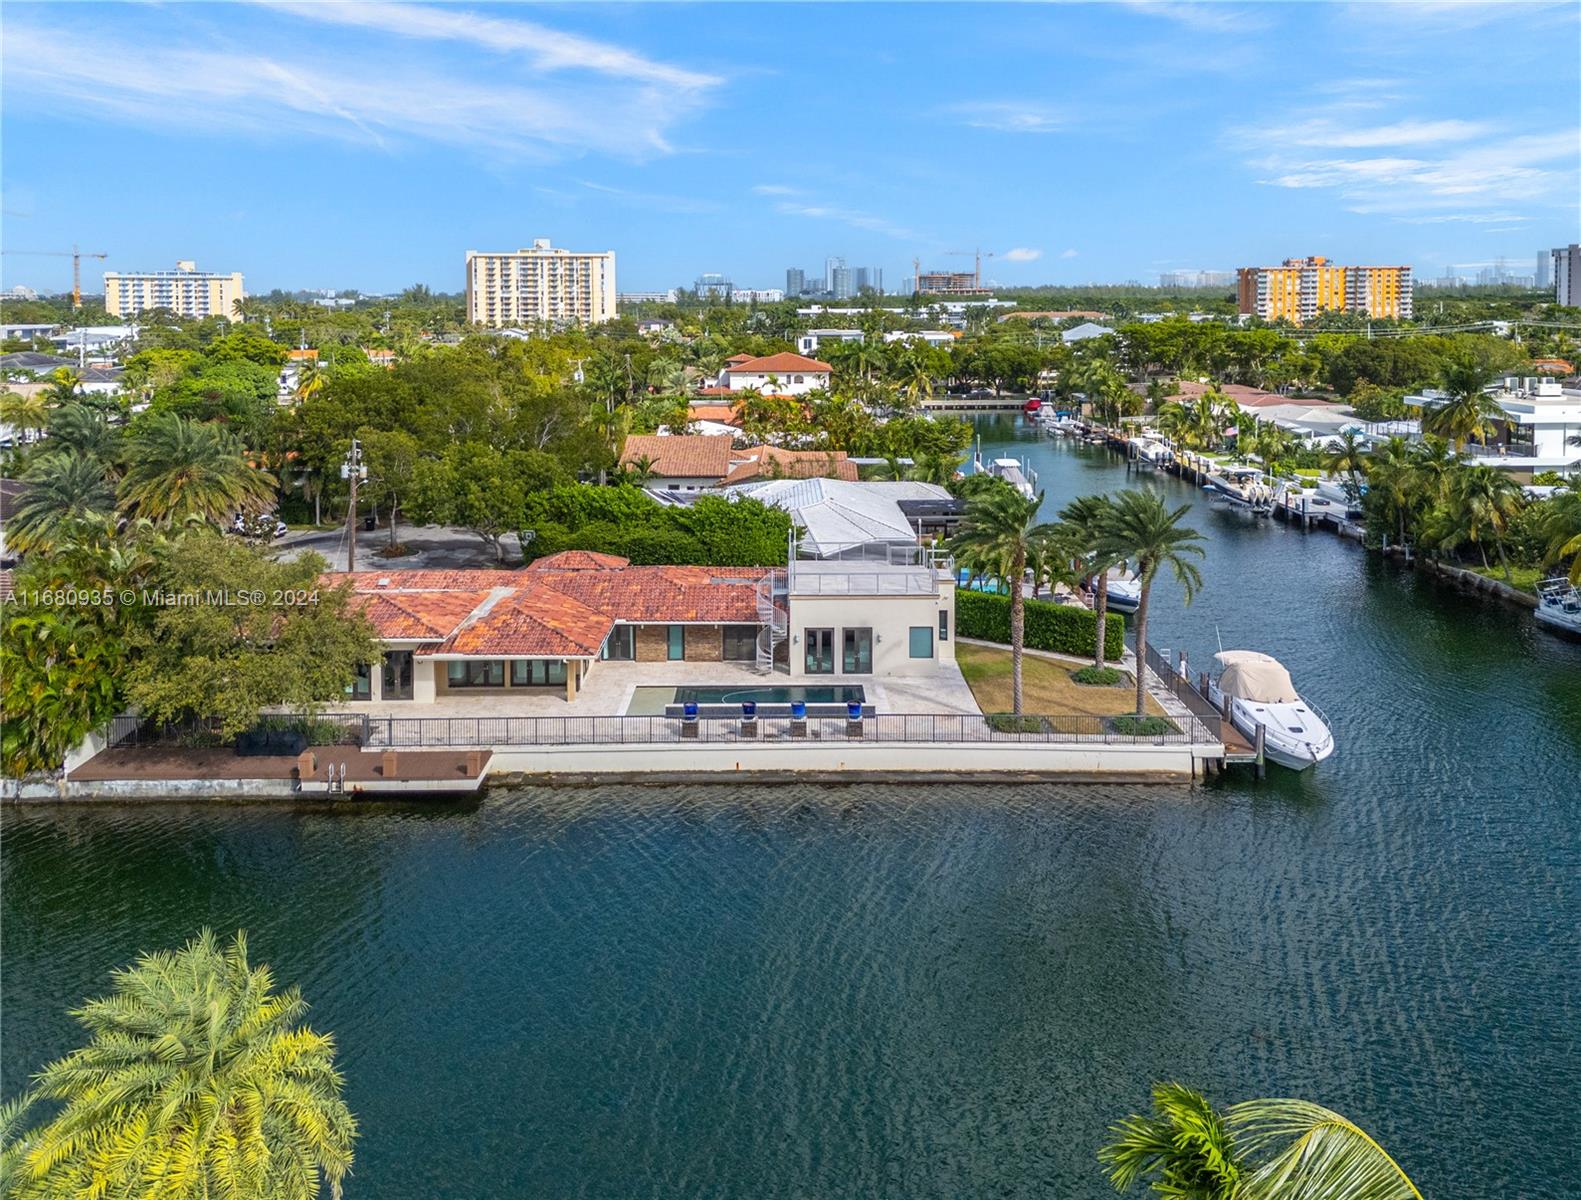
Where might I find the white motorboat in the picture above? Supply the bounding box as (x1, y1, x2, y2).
(1103, 566, 1141, 613)
(1206, 466, 1275, 514)
(1131, 437, 1173, 467)
(1207, 650, 1334, 771)
(1535, 578, 1581, 637)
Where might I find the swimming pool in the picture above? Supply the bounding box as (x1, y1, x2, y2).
(626, 685, 866, 715)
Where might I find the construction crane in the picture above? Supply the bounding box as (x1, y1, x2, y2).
(0, 244, 109, 308)
(945, 248, 996, 290)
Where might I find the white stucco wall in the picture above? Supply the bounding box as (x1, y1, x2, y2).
(788, 588, 956, 677)
(724, 370, 830, 396)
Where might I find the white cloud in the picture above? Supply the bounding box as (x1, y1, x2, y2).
(752, 184, 798, 195)
(773, 201, 914, 241)
(1060, 249, 1080, 259)
(1002, 248, 1042, 262)
(1, 12, 716, 161)
(946, 101, 1070, 134)
(1265, 118, 1494, 149)
(1117, 2, 1270, 34)
(255, 1, 720, 92)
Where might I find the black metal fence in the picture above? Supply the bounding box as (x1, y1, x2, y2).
(310, 710, 1217, 749)
(1141, 643, 1224, 725)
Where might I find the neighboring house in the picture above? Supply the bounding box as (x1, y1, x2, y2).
(882, 330, 958, 348)
(619, 434, 858, 492)
(49, 326, 138, 355)
(0, 352, 74, 374)
(619, 433, 736, 491)
(328, 552, 773, 702)
(1407, 377, 1581, 475)
(796, 329, 865, 356)
(720, 352, 832, 396)
(1061, 322, 1114, 344)
(731, 478, 961, 556)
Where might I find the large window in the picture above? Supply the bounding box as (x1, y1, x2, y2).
(805, 628, 835, 675)
(723, 625, 759, 661)
(667, 625, 685, 661)
(909, 626, 934, 659)
(347, 662, 372, 700)
(447, 661, 504, 688)
(511, 660, 568, 687)
(842, 628, 872, 674)
(602, 625, 635, 661)
(382, 651, 414, 701)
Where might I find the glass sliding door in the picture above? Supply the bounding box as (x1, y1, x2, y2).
(804, 628, 834, 675)
(842, 627, 872, 674)
(381, 650, 414, 700)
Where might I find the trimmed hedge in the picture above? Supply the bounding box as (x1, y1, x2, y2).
(955, 588, 1125, 660)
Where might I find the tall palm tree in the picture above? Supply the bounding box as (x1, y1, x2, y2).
(1363, 436, 1418, 551)
(9, 453, 117, 553)
(1100, 1085, 1422, 1200)
(0, 930, 356, 1200)
(948, 488, 1049, 715)
(44, 367, 83, 407)
(1443, 463, 1525, 579)
(1060, 494, 1119, 671)
(47, 403, 123, 470)
(118, 412, 277, 526)
(1421, 359, 1502, 450)
(1098, 490, 1205, 717)
(292, 358, 326, 405)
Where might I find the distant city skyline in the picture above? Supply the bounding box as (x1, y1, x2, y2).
(2, 2, 1577, 295)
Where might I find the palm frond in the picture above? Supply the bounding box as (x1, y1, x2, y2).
(1227, 1098, 1421, 1200)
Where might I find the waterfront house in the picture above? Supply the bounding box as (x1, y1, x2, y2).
(619, 434, 857, 493)
(719, 351, 833, 396)
(1407, 376, 1581, 477)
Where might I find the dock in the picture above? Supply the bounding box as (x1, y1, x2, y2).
(62, 746, 493, 797)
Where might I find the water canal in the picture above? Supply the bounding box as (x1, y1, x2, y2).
(4, 414, 1579, 1198)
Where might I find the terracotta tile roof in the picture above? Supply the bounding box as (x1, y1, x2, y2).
(619, 433, 734, 479)
(431, 585, 613, 658)
(533, 566, 764, 624)
(527, 550, 630, 571)
(686, 405, 742, 425)
(722, 445, 858, 486)
(324, 569, 523, 591)
(725, 353, 755, 365)
(1172, 381, 1337, 409)
(725, 352, 832, 375)
(350, 590, 491, 640)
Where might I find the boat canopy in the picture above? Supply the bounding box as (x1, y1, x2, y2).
(1214, 650, 1300, 703)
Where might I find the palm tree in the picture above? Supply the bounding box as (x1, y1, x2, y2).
(44, 367, 82, 407)
(1364, 436, 1418, 552)
(47, 403, 122, 469)
(1098, 490, 1205, 717)
(0, 930, 356, 1200)
(1060, 495, 1119, 671)
(1325, 429, 1369, 500)
(0, 390, 49, 441)
(118, 412, 277, 525)
(1100, 1085, 1422, 1200)
(624, 453, 659, 485)
(1099, 1082, 1241, 1199)
(9, 453, 118, 553)
(292, 358, 326, 405)
(1422, 359, 1502, 450)
(1443, 463, 1525, 579)
(947, 488, 1049, 715)
(1540, 486, 1581, 583)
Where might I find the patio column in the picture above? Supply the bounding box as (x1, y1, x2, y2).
(565, 660, 578, 703)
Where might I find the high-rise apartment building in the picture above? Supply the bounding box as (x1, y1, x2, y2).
(1536, 250, 1554, 290)
(853, 266, 883, 294)
(103, 261, 244, 319)
(464, 239, 616, 327)
(830, 266, 854, 300)
(1160, 269, 1234, 289)
(1553, 245, 1581, 308)
(1236, 256, 1412, 323)
(786, 268, 806, 296)
(694, 273, 732, 300)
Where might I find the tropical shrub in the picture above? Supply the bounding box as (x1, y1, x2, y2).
(1072, 665, 1125, 687)
(955, 589, 1125, 660)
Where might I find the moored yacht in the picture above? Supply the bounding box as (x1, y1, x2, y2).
(1103, 566, 1141, 613)
(1535, 578, 1581, 637)
(1207, 650, 1334, 770)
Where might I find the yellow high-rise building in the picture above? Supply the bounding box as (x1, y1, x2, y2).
(103, 261, 245, 320)
(1236, 256, 1412, 324)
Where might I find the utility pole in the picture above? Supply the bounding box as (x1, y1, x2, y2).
(342, 438, 366, 573)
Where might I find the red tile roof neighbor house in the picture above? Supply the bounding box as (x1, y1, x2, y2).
(721, 445, 858, 486)
(528, 550, 631, 571)
(725, 352, 833, 376)
(1169, 381, 1340, 409)
(619, 433, 735, 479)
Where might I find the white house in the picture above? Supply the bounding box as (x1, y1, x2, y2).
(787, 545, 956, 679)
(721, 351, 833, 396)
(1408, 377, 1581, 475)
(731, 478, 959, 556)
(1061, 322, 1114, 344)
(882, 330, 958, 348)
(796, 329, 865, 355)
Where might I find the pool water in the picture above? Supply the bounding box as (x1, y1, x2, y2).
(626, 685, 866, 713)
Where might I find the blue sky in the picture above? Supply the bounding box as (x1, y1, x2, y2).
(3, 1, 1577, 295)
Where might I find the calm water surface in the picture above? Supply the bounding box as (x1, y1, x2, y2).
(4, 415, 1579, 1197)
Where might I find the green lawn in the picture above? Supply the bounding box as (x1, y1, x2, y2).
(956, 643, 1164, 717)
(1466, 564, 1543, 595)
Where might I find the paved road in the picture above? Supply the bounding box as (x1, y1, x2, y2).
(271, 523, 521, 572)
